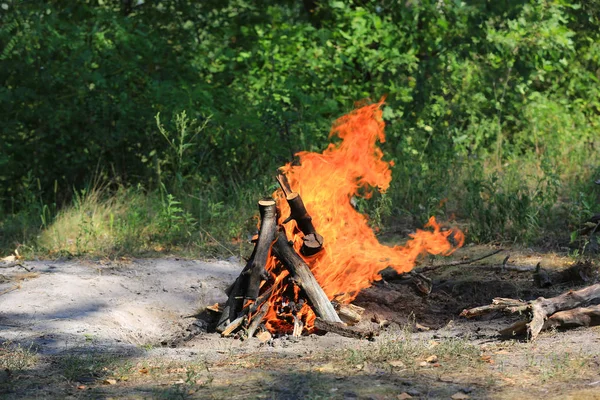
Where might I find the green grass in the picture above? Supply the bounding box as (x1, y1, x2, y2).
(0, 181, 261, 259)
(1, 156, 599, 260)
(1, 107, 599, 260)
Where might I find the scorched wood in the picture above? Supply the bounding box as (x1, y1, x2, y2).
(216, 199, 277, 332)
(277, 174, 324, 256)
(271, 228, 342, 323)
(245, 199, 278, 300)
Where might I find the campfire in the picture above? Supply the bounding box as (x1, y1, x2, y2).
(214, 101, 464, 339)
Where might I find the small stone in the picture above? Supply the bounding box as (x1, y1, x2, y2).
(397, 393, 413, 399)
(425, 355, 438, 363)
(103, 379, 117, 385)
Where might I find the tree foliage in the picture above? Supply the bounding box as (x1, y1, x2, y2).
(1, 0, 599, 243)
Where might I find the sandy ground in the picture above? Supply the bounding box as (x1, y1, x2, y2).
(0, 257, 241, 353)
(1, 250, 600, 399)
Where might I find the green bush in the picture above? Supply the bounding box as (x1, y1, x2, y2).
(1, 0, 600, 253)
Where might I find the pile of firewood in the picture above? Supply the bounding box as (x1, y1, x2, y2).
(212, 175, 376, 340)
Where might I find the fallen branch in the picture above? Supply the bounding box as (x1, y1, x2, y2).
(462, 283, 600, 340)
(527, 283, 600, 340)
(460, 298, 529, 318)
(0, 285, 19, 296)
(314, 317, 378, 340)
(0, 261, 32, 272)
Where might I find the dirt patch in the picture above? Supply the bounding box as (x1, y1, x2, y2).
(1, 248, 600, 399)
(0, 257, 241, 352)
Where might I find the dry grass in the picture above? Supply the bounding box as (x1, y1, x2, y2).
(342, 327, 482, 373)
(0, 342, 39, 371)
(36, 187, 160, 257)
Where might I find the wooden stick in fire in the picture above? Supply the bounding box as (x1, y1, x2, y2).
(216, 199, 277, 332)
(276, 174, 324, 256)
(245, 199, 278, 300)
(271, 227, 342, 323)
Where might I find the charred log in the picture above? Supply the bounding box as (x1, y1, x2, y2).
(271, 228, 342, 323)
(277, 174, 324, 256)
(245, 199, 278, 300)
(543, 304, 600, 329)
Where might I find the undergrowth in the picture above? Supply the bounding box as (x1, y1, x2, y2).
(1, 110, 599, 259)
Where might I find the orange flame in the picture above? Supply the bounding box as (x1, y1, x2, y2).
(275, 100, 464, 304)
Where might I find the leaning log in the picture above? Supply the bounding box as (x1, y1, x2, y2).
(216, 258, 251, 332)
(216, 199, 277, 332)
(271, 228, 342, 323)
(277, 174, 324, 256)
(245, 199, 278, 300)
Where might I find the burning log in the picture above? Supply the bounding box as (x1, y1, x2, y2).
(462, 283, 600, 340)
(245, 199, 278, 300)
(271, 228, 342, 323)
(277, 174, 324, 256)
(216, 199, 277, 332)
(246, 301, 270, 338)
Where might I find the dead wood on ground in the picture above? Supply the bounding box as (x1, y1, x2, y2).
(314, 317, 378, 340)
(462, 283, 600, 340)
